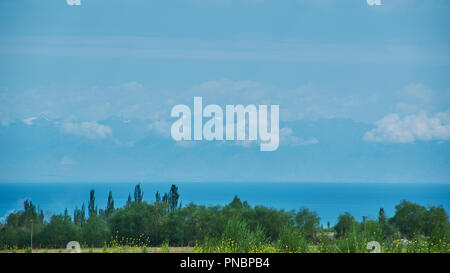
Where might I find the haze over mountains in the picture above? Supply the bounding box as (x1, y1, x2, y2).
(1, 115, 448, 183)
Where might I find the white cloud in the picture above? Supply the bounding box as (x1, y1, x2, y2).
(364, 111, 450, 143)
(366, 0, 382, 6)
(62, 121, 112, 139)
(66, 0, 81, 6)
(280, 127, 318, 146)
(23, 116, 37, 125)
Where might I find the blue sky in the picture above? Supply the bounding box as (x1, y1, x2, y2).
(0, 0, 449, 183)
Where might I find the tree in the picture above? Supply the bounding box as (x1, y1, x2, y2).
(1, 200, 44, 249)
(134, 184, 144, 203)
(168, 184, 180, 212)
(74, 203, 86, 227)
(81, 203, 86, 224)
(378, 207, 395, 239)
(6, 200, 43, 228)
(229, 196, 243, 209)
(427, 206, 449, 243)
(378, 208, 386, 226)
(391, 200, 428, 238)
(295, 208, 320, 240)
(155, 191, 161, 203)
(161, 210, 185, 245)
(162, 193, 169, 203)
(126, 193, 132, 206)
(108, 202, 169, 245)
(99, 191, 115, 221)
(250, 206, 292, 241)
(334, 213, 354, 238)
(38, 215, 80, 248)
(88, 190, 97, 218)
(82, 215, 110, 247)
(64, 208, 70, 221)
(106, 191, 115, 217)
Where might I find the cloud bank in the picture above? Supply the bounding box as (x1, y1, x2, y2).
(364, 112, 450, 143)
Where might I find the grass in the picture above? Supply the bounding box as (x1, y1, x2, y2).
(1, 226, 448, 254)
(1, 239, 449, 253)
(0, 246, 195, 254)
(194, 239, 450, 253)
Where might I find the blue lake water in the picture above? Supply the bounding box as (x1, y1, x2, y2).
(0, 182, 449, 226)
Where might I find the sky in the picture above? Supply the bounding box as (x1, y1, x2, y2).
(0, 0, 449, 183)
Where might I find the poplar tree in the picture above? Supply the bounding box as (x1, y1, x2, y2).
(106, 191, 114, 217)
(88, 190, 97, 218)
(168, 184, 179, 212)
(134, 184, 144, 203)
(126, 193, 132, 206)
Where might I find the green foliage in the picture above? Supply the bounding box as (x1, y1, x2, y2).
(378, 208, 396, 239)
(334, 212, 354, 238)
(317, 235, 337, 253)
(6, 200, 44, 228)
(134, 184, 144, 203)
(0, 200, 44, 249)
(88, 190, 97, 218)
(161, 209, 185, 245)
(82, 215, 110, 247)
(277, 225, 308, 253)
(126, 193, 132, 206)
(295, 207, 320, 241)
(247, 206, 292, 241)
(391, 201, 449, 241)
(200, 218, 270, 253)
(161, 238, 170, 253)
(0, 226, 30, 249)
(0, 186, 449, 253)
(106, 191, 115, 217)
(391, 200, 428, 238)
(168, 184, 180, 212)
(37, 215, 81, 248)
(73, 203, 86, 227)
(427, 206, 449, 243)
(334, 220, 384, 253)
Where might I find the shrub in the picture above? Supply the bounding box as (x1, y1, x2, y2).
(277, 225, 308, 253)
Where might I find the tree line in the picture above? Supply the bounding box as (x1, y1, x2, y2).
(0, 184, 448, 250)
